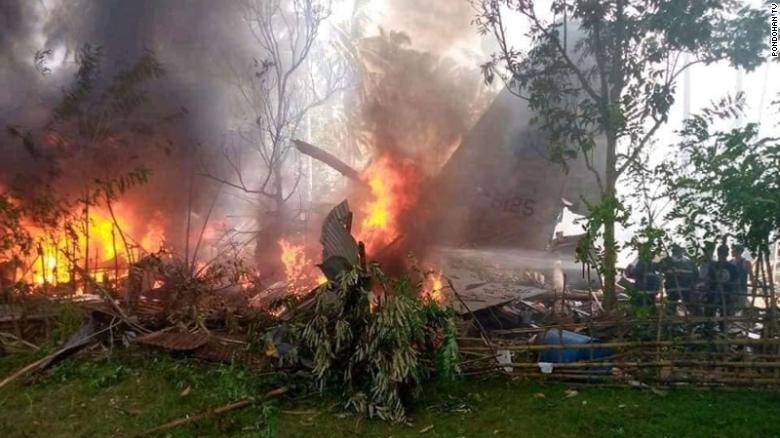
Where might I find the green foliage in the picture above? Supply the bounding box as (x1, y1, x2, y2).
(659, 96, 780, 255)
(52, 301, 85, 344)
(88, 364, 130, 389)
(624, 285, 654, 319)
(474, 0, 768, 304)
(421, 300, 461, 382)
(0, 348, 290, 436)
(575, 193, 630, 269)
(628, 225, 667, 264)
(299, 265, 459, 422)
(475, 0, 767, 174)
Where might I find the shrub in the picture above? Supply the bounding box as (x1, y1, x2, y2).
(298, 265, 458, 422)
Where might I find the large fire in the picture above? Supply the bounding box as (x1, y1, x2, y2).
(25, 204, 165, 287)
(358, 154, 421, 253)
(278, 238, 326, 293)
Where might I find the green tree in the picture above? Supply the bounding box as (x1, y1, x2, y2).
(659, 95, 779, 294)
(473, 0, 766, 307)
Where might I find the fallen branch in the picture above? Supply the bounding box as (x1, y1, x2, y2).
(0, 332, 39, 350)
(0, 319, 120, 389)
(0, 354, 56, 390)
(139, 386, 289, 436)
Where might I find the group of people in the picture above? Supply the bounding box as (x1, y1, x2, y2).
(626, 241, 753, 316)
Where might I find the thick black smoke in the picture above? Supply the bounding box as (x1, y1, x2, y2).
(0, 0, 245, 253)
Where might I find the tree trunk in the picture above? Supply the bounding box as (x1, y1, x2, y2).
(603, 213, 617, 308)
(602, 132, 619, 309)
(763, 245, 777, 337)
(254, 164, 291, 282)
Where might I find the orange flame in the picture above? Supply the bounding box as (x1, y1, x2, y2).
(26, 204, 166, 287)
(423, 272, 445, 303)
(279, 238, 309, 285)
(359, 154, 421, 253)
(278, 238, 324, 293)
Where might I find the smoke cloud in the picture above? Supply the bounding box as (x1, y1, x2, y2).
(0, 0, 497, 273)
(0, 0, 248, 253)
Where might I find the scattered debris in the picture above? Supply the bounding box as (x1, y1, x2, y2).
(0, 317, 119, 389)
(319, 200, 360, 272)
(538, 362, 554, 374)
(134, 330, 210, 351)
(650, 387, 668, 397)
(138, 386, 289, 436)
(420, 424, 435, 434)
(537, 329, 614, 364)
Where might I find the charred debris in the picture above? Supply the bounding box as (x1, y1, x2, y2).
(2, 101, 779, 425)
(4, 191, 780, 423)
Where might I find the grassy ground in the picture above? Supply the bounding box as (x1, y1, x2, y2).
(2, 348, 780, 437)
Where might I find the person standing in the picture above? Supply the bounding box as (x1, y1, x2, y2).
(730, 244, 753, 309)
(707, 243, 740, 327)
(693, 242, 718, 317)
(659, 245, 698, 314)
(627, 256, 660, 309)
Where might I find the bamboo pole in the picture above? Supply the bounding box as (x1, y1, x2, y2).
(104, 195, 133, 266)
(476, 360, 780, 369)
(764, 248, 777, 333)
(444, 275, 500, 363)
(489, 314, 765, 335)
(460, 337, 780, 352)
(138, 387, 289, 437)
(70, 238, 77, 295)
(112, 225, 119, 290)
(83, 189, 90, 293)
(38, 242, 46, 290)
(656, 287, 665, 377)
(184, 174, 193, 271)
(475, 370, 780, 386)
(189, 188, 221, 275)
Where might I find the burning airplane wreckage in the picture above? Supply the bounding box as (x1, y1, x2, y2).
(2, 4, 780, 424)
(3, 82, 566, 281)
(6, 79, 775, 397)
(0, 79, 615, 380)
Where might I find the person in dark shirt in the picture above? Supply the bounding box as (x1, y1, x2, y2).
(659, 245, 698, 313)
(694, 242, 717, 317)
(730, 244, 753, 310)
(707, 243, 739, 319)
(627, 257, 660, 308)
